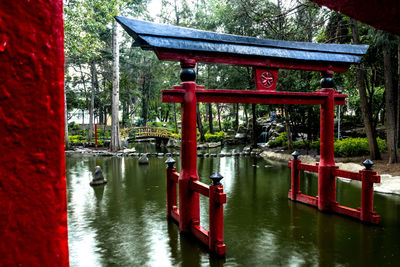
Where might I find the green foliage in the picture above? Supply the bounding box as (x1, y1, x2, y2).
(334, 137, 387, 157)
(293, 139, 320, 150)
(96, 139, 104, 146)
(222, 120, 233, 131)
(268, 132, 288, 148)
(69, 135, 86, 144)
(204, 131, 225, 142)
(170, 133, 181, 139)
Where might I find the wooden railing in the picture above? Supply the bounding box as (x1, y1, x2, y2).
(132, 127, 171, 139)
(165, 159, 226, 256)
(288, 156, 381, 224)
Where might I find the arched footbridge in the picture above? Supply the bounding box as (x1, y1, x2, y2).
(128, 127, 173, 146)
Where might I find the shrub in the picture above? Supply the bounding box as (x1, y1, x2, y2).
(96, 139, 104, 146)
(69, 135, 86, 144)
(293, 139, 320, 150)
(334, 137, 387, 157)
(268, 132, 287, 148)
(204, 131, 225, 142)
(222, 121, 233, 131)
(170, 133, 181, 139)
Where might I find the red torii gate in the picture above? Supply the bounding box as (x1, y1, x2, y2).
(117, 18, 381, 255)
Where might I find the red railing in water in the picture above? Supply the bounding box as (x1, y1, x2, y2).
(165, 158, 226, 255)
(288, 153, 380, 224)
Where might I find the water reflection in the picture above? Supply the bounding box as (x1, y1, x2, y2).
(67, 149, 400, 266)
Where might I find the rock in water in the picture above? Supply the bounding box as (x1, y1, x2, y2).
(139, 154, 149, 164)
(90, 166, 107, 186)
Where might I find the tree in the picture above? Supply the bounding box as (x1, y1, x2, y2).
(111, 21, 122, 151)
(350, 19, 381, 160)
(382, 33, 398, 163)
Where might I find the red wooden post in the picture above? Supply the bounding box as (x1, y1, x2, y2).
(318, 71, 336, 211)
(209, 173, 226, 256)
(178, 59, 200, 232)
(289, 151, 301, 200)
(360, 160, 378, 223)
(165, 158, 177, 217)
(0, 1, 69, 265)
(95, 123, 98, 148)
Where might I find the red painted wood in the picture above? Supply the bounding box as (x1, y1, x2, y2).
(332, 169, 361, 181)
(331, 204, 360, 219)
(171, 209, 180, 224)
(191, 222, 209, 246)
(166, 167, 178, 217)
(310, 0, 400, 36)
(360, 170, 380, 223)
(95, 123, 98, 148)
(189, 180, 210, 197)
(155, 49, 350, 72)
(178, 81, 200, 232)
(289, 160, 381, 223)
(209, 185, 226, 256)
(295, 194, 318, 207)
(297, 163, 319, 173)
(162, 88, 347, 106)
(253, 68, 279, 91)
(170, 171, 179, 183)
(289, 159, 301, 200)
(0, 0, 69, 266)
(318, 88, 336, 211)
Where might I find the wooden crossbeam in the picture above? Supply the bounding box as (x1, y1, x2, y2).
(162, 87, 346, 105)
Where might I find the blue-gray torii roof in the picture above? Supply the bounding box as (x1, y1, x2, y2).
(115, 16, 368, 66)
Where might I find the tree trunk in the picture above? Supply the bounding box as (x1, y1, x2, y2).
(252, 104, 257, 148)
(350, 19, 381, 160)
(284, 106, 293, 151)
(111, 21, 121, 152)
(88, 60, 96, 141)
(383, 38, 398, 163)
(208, 103, 214, 134)
(244, 104, 249, 129)
(82, 109, 84, 125)
(217, 103, 222, 131)
(197, 103, 205, 142)
(397, 38, 400, 160)
(174, 103, 178, 133)
(235, 103, 239, 131)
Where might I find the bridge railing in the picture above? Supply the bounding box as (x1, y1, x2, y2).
(130, 126, 171, 138)
(165, 158, 226, 256)
(288, 153, 380, 224)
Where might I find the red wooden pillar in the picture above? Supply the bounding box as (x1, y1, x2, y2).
(178, 60, 200, 232)
(209, 173, 226, 256)
(0, 1, 69, 266)
(289, 151, 301, 200)
(318, 72, 336, 211)
(165, 157, 177, 217)
(95, 123, 98, 148)
(360, 160, 379, 223)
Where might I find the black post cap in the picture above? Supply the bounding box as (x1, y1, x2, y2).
(210, 172, 223, 186)
(165, 157, 176, 168)
(320, 77, 334, 88)
(292, 151, 300, 160)
(363, 159, 374, 170)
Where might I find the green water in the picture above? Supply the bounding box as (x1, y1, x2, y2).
(67, 147, 400, 266)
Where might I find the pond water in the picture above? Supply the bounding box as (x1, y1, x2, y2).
(67, 144, 400, 266)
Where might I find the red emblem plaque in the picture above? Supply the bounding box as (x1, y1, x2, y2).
(260, 71, 274, 88)
(253, 68, 278, 91)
